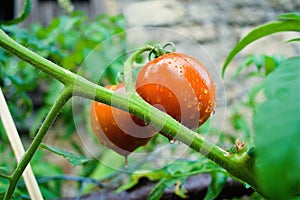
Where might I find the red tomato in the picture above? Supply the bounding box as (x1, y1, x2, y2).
(90, 84, 156, 156)
(136, 52, 216, 133)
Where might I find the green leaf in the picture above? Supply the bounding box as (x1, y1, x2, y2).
(40, 143, 90, 166)
(116, 169, 167, 193)
(222, 14, 300, 77)
(246, 82, 264, 112)
(254, 57, 300, 199)
(117, 158, 225, 195)
(286, 38, 300, 43)
(0, 166, 9, 173)
(277, 13, 300, 21)
(147, 177, 180, 200)
(204, 172, 227, 200)
(231, 107, 252, 140)
(174, 178, 188, 198)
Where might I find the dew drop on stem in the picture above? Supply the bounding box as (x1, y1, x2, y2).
(169, 139, 176, 144)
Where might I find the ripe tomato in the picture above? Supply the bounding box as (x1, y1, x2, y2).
(90, 84, 156, 157)
(136, 52, 216, 133)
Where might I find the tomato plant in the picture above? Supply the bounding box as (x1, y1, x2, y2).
(0, 1, 299, 199)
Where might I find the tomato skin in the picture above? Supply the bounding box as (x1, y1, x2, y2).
(90, 84, 155, 156)
(136, 52, 216, 131)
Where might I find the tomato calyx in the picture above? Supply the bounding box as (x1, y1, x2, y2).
(123, 43, 176, 93)
(148, 42, 176, 60)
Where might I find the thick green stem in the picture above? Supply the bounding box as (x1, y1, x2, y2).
(0, 29, 76, 86)
(0, 29, 262, 196)
(3, 87, 72, 199)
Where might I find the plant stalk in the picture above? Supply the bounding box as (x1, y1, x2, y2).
(0, 88, 43, 199)
(3, 87, 72, 199)
(123, 45, 153, 92)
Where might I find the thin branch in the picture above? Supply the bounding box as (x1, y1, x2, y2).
(0, 88, 43, 199)
(3, 87, 73, 200)
(123, 45, 153, 92)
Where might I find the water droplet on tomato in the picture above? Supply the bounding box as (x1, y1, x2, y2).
(156, 96, 162, 103)
(159, 86, 164, 92)
(155, 85, 160, 91)
(204, 89, 208, 94)
(124, 156, 129, 167)
(193, 98, 198, 105)
(197, 103, 203, 111)
(205, 107, 211, 113)
(168, 92, 172, 98)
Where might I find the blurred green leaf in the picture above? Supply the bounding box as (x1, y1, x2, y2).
(91, 150, 125, 180)
(1, 12, 127, 198)
(234, 54, 284, 78)
(277, 13, 300, 21)
(147, 177, 181, 200)
(116, 169, 167, 193)
(222, 13, 300, 77)
(83, 150, 124, 193)
(246, 82, 264, 111)
(117, 158, 226, 199)
(204, 172, 227, 200)
(0, 166, 9, 173)
(174, 179, 188, 198)
(286, 38, 300, 43)
(230, 107, 252, 140)
(40, 143, 90, 166)
(254, 57, 300, 199)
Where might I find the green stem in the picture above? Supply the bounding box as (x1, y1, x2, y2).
(3, 87, 72, 200)
(0, 29, 261, 196)
(123, 45, 153, 92)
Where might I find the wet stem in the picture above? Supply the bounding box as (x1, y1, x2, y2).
(0, 29, 262, 198)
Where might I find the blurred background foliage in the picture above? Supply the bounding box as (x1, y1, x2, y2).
(0, 11, 129, 198)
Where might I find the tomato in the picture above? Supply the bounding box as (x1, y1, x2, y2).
(136, 52, 216, 134)
(90, 84, 156, 157)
